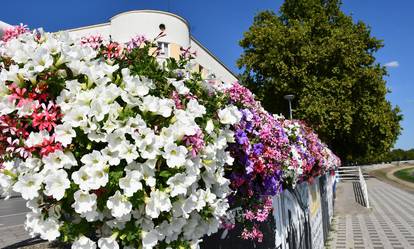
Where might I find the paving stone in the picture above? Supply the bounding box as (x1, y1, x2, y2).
(330, 178, 414, 249)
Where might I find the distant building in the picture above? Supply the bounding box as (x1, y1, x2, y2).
(0, 21, 11, 38)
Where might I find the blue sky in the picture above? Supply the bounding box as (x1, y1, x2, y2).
(1, 0, 412, 149)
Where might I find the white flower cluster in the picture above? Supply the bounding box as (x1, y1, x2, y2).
(283, 121, 305, 177)
(0, 30, 240, 248)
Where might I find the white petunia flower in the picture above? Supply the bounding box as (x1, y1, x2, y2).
(72, 190, 97, 214)
(74, 89, 94, 108)
(126, 160, 156, 187)
(218, 105, 242, 125)
(101, 83, 121, 103)
(54, 123, 76, 146)
(136, 130, 162, 160)
(25, 130, 49, 148)
(98, 236, 120, 249)
(0, 95, 16, 115)
(87, 164, 109, 190)
(89, 98, 110, 121)
(170, 79, 189, 95)
(56, 89, 75, 112)
(13, 173, 43, 200)
(142, 229, 161, 249)
(25, 211, 42, 237)
(145, 189, 172, 219)
(71, 166, 91, 191)
(42, 150, 77, 169)
(81, 208, 101, 222)
(72, 236, 97, 249)
(31, 48, 54, 72)
(101, 147, 121, 166)
(62, 106, 89, 128)
(140, 95, 159, 113)
(205, 119, 215, 134)
(106, 130, 127, 152)
(195, 189, 216, 211)
(159, 127, 176, 144)
(162, 143, 188, 168)
(38, 217, 61, 241)
(21, 158, 42, 172)
(172, 110, 199, 136)
(157, 99, 175, 117)
(43, 169, 70, 200)
(107, 191, 132, 218)
(0, 173, 13, 199)
(186, 99, 206, 118)
(122, 68, 150, 97)
(119, 170, 143, 197)
(118, 142, 139, 164)
(81, 150, 107, 167)
(167, 173, 196, 197)
(72, 164, 108, 191)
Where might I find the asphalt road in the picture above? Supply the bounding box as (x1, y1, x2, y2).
(0, 197, 28, 229)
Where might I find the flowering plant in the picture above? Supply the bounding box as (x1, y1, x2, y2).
(282, 118, 340, 181)
(221, 83, 340, 242)
(0, 24, 340, 248)
(0, 26, 240, 249)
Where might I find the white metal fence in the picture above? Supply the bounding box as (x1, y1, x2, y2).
(358, 166, 370, 208)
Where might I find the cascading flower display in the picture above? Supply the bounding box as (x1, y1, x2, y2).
(281, 118, 340, 182)
(0, 24, 340, 248)
(221, 83, 340, 241)
(0, 26, 238, 249)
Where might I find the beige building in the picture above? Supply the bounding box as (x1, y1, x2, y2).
(1, 10, 238, 84)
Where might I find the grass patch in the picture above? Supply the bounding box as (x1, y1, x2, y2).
(394, 167, 414, 183)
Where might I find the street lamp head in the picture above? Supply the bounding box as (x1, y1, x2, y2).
(284, 94, 295, 101)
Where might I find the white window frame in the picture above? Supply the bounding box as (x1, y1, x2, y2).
(157, 42, 169, 58)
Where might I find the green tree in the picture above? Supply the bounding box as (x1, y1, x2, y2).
(385, 149, 414, 162)
(238, 0, 402, 163)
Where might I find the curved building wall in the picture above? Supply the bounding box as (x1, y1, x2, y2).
(110, 10, 190, 47)
(0, 21, 11, 38)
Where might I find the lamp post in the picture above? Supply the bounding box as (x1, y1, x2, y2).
(283, 94, 295, 119)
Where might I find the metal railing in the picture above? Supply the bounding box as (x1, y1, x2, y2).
(358, 166, 370, 208)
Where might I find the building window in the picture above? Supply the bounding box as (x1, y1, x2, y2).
(157, 42, 169, 57)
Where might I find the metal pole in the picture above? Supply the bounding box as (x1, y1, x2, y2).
(284, 94, 295, 120)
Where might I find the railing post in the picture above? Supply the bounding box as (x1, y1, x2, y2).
(358, 167, 370, 208)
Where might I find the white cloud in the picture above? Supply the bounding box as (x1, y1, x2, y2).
(385, 61, 399, 68)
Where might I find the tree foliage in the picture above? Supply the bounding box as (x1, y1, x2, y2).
(238, 0, 402, 163)
(385, 149, 414, 162)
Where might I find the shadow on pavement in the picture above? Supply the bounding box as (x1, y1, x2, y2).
(352, 181, 367, 207)
(2, 237, 45, 249)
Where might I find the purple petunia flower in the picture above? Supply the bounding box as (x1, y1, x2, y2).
(253, 143, 264, 156)
(235, 129, 249, 145)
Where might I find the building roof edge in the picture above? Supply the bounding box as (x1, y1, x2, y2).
(190, 35, 239, 82)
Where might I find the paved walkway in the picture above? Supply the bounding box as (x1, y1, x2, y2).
(2, 178, 414, 248)
(331, 178, 414, 249)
